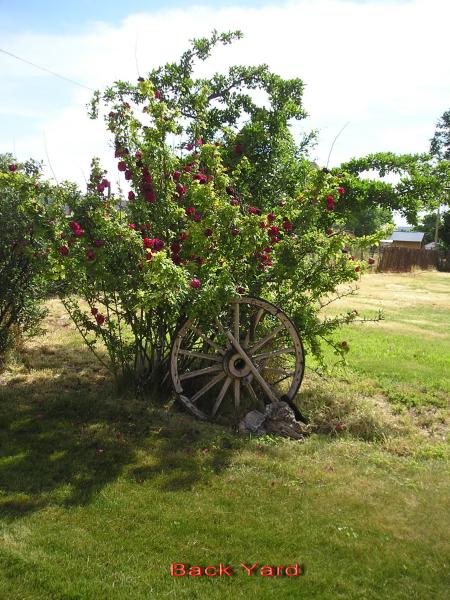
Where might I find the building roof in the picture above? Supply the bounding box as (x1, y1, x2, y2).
(389, 231, 425, 242)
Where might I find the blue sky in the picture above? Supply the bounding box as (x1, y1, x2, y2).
(1, 0, 449, 226)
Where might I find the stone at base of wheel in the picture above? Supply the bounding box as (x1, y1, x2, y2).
(170, 296, 305, 421)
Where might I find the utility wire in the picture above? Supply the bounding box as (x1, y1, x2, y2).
(0, 47, 95, 92)
(326, 121, 350, 168)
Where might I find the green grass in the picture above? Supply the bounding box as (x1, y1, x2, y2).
(0, 275, 449, 599)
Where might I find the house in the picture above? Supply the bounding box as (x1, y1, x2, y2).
(424, 241, 437, 250)
(388, 231, 425, 249)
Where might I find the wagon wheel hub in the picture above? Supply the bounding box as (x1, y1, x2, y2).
(223, 350, 253, 379)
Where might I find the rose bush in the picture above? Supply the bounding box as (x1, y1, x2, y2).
(51, 31, 383, 393)
(0, 155, 58, 363)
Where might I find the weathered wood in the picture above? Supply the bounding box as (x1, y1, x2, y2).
(170, 296, 305, 421)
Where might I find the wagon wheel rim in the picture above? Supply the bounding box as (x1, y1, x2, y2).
(170, 296, 305, 421)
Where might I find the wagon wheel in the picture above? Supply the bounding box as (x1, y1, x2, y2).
(170, 296, 305, 421)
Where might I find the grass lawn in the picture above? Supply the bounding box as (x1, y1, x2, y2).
(0, 272, 449, 599)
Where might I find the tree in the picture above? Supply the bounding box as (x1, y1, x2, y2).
(430, 109, 450, 160)
(441, 209, 450, 249)
(412, 212, 441, 245)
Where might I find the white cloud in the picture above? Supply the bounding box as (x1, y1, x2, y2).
(1, 0, 449, 189)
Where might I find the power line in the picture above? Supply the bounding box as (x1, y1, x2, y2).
(0, 47, 95, 92)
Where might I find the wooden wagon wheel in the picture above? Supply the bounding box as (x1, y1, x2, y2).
(170, 296, 305, 421)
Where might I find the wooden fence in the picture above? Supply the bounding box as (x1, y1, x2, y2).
(376, 247, 440, 272)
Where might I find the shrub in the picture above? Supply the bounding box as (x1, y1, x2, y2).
(0, 156, 54, 364)
(50, 32, 382, 393)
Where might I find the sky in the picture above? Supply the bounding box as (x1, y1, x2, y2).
(1, 0, 449, 224)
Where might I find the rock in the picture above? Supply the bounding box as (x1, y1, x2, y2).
(264, 401, 309, 440)
(239, 410, 266, 434)
(239, 401, 308, 440)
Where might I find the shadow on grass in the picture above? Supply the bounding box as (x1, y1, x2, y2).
(0, 342, 243, 520)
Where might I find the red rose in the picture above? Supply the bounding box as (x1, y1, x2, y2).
(144, 189, 156, 203)
(109, 111, 116, 119)
(193, 173, 207, 184)
(355, 266, 360, 272)
(171, 254, 181, 265)
(129, 223, 136, 230)
(91, 307, 98, 316)
(193, 213, 202, 223)
(145, 252, 153, 261)
(338, 187, 345, 196)
(226, 186, 236, 196)
(170, 242, 181, 253)
(125, 170, 132, 181)
(176, 183, 186, 197)
(179, 231, 188, 241)
(204, 228, 213, 237)
(368, 258, 375, 265)
(267, 213, 276, 223)
(185, 207, 195, 217)
(95, 313, 105, 325)
(249, 207, 261, 215)
(196, 138, 203, 146)
(190, 278, 201, 289)
(152, 238, 164, 252)
(8, 164, 17, 172)
(118, 161, 127, 172)
(234, 144, 243, 154)
(268, 226, 279, 236)
(128, 191, 135, 201)
(172, 170, 181, 181)
(73, 229, 84, 238)
(186, 143, 194, 151)
(183, 164, 193, 173)
(229, 198, 240, 206)
(259, 222, 267, 229)
(231, 227, 239, 236)
(154, 90, 161, 99)
(282, 221, 292, 231)
(143, 237, 152, 248)
(86, 249, 95, 261)
(69, 221, 81, 232)
(59, 245, 69, 256)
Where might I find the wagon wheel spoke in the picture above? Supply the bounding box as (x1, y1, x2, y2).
(233, 301, 239, 340)
(248, 324, 285, 354)
(211, 377, 232, 418)
(243, 379, 266, 411)
(234, 379, 241, 410)
(179, 365, 222, 381)
(190, 372, 226, 404)
(189, 325, 225, 355)
(178, 350, 222, 362)
(252, 347, 295, 361)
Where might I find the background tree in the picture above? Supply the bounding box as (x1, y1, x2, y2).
(430, 109, 450, 160)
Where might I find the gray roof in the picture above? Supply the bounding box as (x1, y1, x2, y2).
(389, 231, 425, 242)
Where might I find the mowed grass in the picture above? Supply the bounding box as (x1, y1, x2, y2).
(317, 271, 450, 409)
(0, 273, 449, 600)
